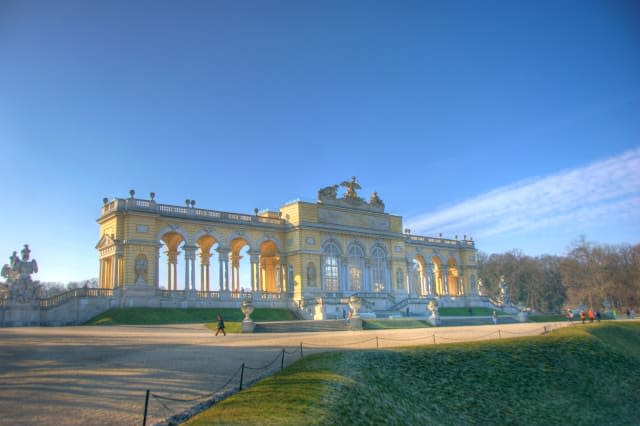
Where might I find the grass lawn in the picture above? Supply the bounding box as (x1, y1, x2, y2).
(186, 322, 640, 425)
(85, 307, 295, 327)
(363, 318, 431, 329)
(529, 313, 573, 322)
(439, 307, 503, 316)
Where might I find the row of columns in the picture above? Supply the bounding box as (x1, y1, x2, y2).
(99, 253, 121, 289)
(410, 262, 464, 297)
(164, 246, 288, 292)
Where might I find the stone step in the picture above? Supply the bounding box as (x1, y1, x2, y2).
(439, 316, 519, 326)
(254, 319, 349, 333)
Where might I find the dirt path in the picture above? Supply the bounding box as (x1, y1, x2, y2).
(0, 322, 570, 425)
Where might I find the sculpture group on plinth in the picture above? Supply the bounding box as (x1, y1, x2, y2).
(1, 244, 41, 304)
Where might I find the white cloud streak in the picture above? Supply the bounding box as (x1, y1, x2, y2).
(405, 148, 640, 241)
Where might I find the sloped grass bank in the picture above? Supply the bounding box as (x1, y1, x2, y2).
(186, 323, 640, 425)
(85, 307, 295, 326)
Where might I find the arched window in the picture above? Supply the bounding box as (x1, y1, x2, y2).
(323, 242, 340, 292)
(348, 244, 364, 292)
(371, 246, 387, 292)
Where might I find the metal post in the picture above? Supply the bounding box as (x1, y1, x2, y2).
(498, 329, 502, 339)
(300, 342, 303, 359)
(239, 363, 245, 391)
(433, 334, 436, 345)
(281, 348, 285, 370)
(142, 389, 150, 426)
(376, 336, 379, 349)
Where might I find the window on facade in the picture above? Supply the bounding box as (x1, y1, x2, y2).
(348, 244, 364, 292)
(323, 243, 340, 292)
(371, 246, 387, 292)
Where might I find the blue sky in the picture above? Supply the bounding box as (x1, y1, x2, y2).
(1, 0, 638, 283)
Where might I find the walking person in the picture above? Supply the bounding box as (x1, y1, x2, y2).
(588, 308, 595, 323)
(215, 314, 226, 336)
(492, 310, 497, 324)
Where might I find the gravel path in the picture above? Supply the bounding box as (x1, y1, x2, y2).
(0, 321, 570, 425)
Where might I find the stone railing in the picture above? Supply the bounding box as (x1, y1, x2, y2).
(405, 234, 475, 248)
(101, 198, 287, 226)
(40, 288, 114, 309)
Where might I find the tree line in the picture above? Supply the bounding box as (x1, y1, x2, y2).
(477, 237, 640, 313)
(39, 278, 99, 297)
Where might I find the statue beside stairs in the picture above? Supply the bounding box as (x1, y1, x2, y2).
(1, 244, 41, 304)
(1, 244, 42, 326)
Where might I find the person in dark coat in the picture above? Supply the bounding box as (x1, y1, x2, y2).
(215, 315, 226, 336)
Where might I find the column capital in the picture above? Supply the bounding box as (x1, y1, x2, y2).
(216, 247, 231, 256)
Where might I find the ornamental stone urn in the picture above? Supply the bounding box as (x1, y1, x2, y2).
(240, 298, 255, 333)
(427, 298, 440, 326)
(347, 294, 363, 330)
(516, 303, 529, 323)
(348, 294, 361, 317)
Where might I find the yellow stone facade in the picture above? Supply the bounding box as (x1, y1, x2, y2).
(97, 181, 479, 314)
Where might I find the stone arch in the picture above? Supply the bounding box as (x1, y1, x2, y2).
(193, 228, 223, 292)
(229, 236, 252, 293)
(413, 254, 427, 295)
(225, 230, 254, 250)
(258, 240, 281, 292)
(347, 240, 366, 292)
(158, 226, 189, 291)
(370, 243, 388, 292)
(192, 228, 224, 247)
(321, 237, 344, 255)
(255, 234, 283, 254)
(431, 255, 444, 296)
(447, 257, 461, 296)
(321, 239, 342, 292)
(156, 224, 189, 245)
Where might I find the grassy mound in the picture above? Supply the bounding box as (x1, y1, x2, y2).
(186, 322, 640, 425)
(85, 307, 295, 326)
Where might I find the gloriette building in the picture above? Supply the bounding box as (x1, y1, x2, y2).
(97, 178, 480, 319)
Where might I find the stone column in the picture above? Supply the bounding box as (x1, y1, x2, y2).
(216, 248, 230, 291)
(250, 253, 259, 291)
(405, 259, 413, 295)
(111, 254, 119, 288)
(341, 256, 348, 293)
(443, 269, 449, 295)
(364, 258, 371, 292)
(155, 245, 161, 288)
(426, 263, 434, 296)
(99, 258, 104, 289)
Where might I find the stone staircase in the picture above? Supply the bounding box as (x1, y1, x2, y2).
(254, 319, 349, 333)
(439, 315, 519, 326)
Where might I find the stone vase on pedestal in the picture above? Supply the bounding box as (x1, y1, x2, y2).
(427, 298, 440, 326)
(240, 298, 255, 333)
(348, 295, 363, 330)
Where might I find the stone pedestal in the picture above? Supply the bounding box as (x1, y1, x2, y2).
(116, 284, 157, 308)
(349, 316, 363, 330)
(3, 302, 40, 326)
(241, 320, 255, 333)
(427, 314, 440, 327)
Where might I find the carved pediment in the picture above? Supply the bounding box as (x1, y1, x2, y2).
(95, 234, 116, 250)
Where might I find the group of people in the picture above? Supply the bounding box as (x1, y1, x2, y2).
(567, 308, 601, 324)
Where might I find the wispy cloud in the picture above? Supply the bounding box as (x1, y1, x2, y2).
(405, 148, 640, 242)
